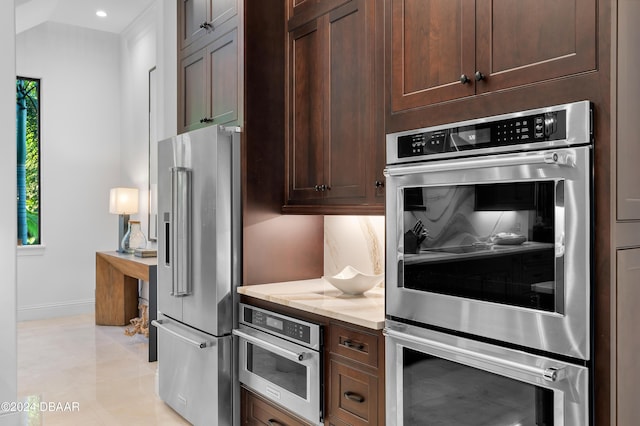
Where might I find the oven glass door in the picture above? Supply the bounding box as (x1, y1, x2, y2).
(385, 147, 591, 360)
(403, 179, 560, 312)
(385, 321, 589, 426)
(234, 325, 322, 425)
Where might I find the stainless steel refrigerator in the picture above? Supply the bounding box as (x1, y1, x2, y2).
(152, 125, 241, 426)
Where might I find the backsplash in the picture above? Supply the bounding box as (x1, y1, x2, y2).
(324, 216, 385, 282)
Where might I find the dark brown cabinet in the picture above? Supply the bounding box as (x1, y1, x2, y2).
(178, 0, 238, 51)
(178, 1, 241, 133)
(284, 0, 384, 214)
(241, 387, 312, 425)
(388, 0, 597, 113)
(326, 323, 384, 426)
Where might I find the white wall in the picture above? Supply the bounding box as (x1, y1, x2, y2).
(0, 0, 18, 423)
(15, 22, 122, 320)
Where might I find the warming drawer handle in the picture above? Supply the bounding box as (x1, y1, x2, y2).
(384, 327, 566, 383)
(233, 329, 307, 362)
(151, 320, 208, 349)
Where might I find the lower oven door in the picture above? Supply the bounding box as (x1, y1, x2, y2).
(233, 325, 323, 426)
(384, 320, 589, 426)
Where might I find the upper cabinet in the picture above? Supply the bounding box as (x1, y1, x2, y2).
(179, 0, 238, 51)
(284, 0, 385, 214)
(389, 0, 597, 113)
(177, 0, 241, 133)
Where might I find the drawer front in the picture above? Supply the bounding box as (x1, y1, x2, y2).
(330, 323, 379, 368)
(330, 360, 378, 425)
(242, 388, 311, 426)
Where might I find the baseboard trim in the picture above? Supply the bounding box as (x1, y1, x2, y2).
(18, 299, 94, 322)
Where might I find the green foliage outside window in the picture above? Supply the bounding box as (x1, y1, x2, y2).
(17, 77, 40, 245)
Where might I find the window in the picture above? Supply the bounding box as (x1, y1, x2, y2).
(16, 77, 40, 246)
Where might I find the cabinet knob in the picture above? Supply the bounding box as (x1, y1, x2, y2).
(199, 21, 212, 30)
(321, 184, 331, 191)
(374, 180, 385, 188)
(314, 185, 321, 192)
(475, 71, 485, 81)
(460, 74, 470, 84)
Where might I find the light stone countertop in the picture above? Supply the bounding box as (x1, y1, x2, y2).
(237, 279, 385, 330)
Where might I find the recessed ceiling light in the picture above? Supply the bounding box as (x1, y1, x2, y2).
(96, 10, 107, 18)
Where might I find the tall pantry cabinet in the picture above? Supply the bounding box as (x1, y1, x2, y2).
(385, 1, 640, 425)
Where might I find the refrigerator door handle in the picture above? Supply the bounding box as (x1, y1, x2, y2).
(152, 319, 209, 349)
(171, 166, 192, 296)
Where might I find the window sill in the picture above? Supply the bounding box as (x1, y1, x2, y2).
(17, 244, 46, 257)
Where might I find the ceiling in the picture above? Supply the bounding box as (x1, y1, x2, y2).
(15, 0, 155, 35)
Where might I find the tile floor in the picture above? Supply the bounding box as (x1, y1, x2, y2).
(17, 314, 189, 425)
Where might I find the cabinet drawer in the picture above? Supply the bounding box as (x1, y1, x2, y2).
(242, 388, 310, 426)
(330, 323, 379, 368)
(329, 360, 378, 426)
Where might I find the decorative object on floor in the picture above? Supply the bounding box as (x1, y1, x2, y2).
(121, 219, 147, 254)
(324, 265, 384, 295)
(109, 187, 139, 253)
(125, 303, 149, 338)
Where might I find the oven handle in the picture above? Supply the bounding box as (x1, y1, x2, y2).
(385, 150, 575, 176)
(384, 327, 565, 383)
(233, 328, 309, 362)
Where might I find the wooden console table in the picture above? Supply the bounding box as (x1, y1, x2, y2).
(95, 251, 157, 362)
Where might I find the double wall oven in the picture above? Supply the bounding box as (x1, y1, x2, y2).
(384, 101, 593, 425)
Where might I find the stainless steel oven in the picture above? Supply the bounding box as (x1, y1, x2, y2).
(233, 303, 323, 426)
(385, 101, 593, 360)
(385, 321, 589, 426)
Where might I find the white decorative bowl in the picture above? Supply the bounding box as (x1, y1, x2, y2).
(323, 266, 383, 295)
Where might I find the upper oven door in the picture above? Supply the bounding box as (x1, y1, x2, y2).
(385, 146, 591, 360)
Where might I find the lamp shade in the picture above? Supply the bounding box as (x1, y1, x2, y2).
(109, 187, 139, 215)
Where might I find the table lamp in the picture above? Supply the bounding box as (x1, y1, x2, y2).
(109, 187, 139, 253)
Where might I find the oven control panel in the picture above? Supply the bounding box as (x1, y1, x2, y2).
(239, 303, 321, 348)
(397, 110, 566, 158)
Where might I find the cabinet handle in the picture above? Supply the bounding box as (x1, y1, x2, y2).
(460, 74, 470, 84)
(267, 420, 282, 426)
(200, 117, 214, 124)
(314, 184, 321, 192)
(475, 71, 485, 81)
(374, 180, 385, 188)
(342, 339, 365, 351)
(199, 21, 212, 30)
(344, 392, 365, 403)
(321, 184, 331, 191)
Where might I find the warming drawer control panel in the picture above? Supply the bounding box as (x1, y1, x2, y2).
(239, 303, 321, 349)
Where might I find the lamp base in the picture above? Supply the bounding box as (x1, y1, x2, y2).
(117, 214, 130, 253)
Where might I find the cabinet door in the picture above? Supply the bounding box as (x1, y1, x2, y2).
(287, 20, 325, 202)
(475, 0, 596, 93)
(207, 28, 239, 125)
(178, 48, 208, 133)
(389, 0, 476, 112)
(330, 359, 378, 426)
(241, 387, 311, 426)
(324, 0, 371, 202)
(617, 248, 640, 425)
(179, 0, 209, 50)
(209, 0, 238, 30)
